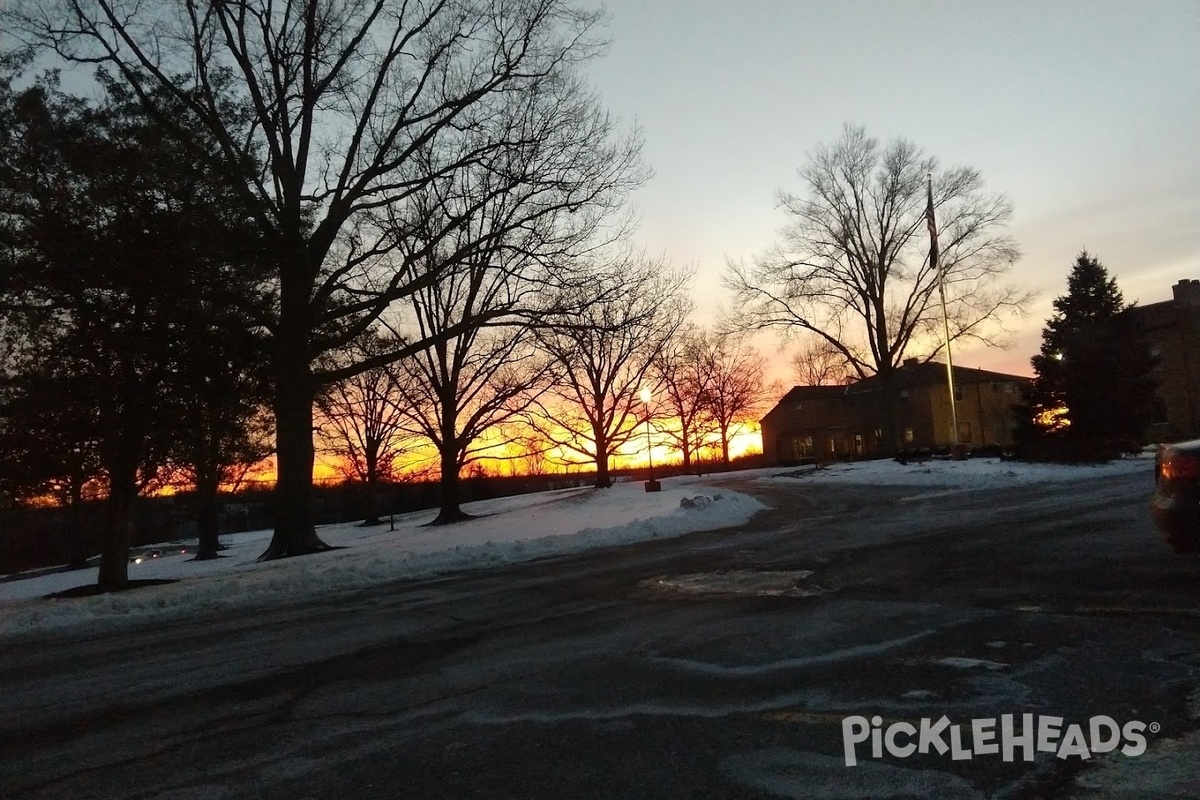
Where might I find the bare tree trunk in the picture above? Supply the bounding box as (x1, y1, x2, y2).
(719, 422, 731, 467)
(594, 455, 612, 488)
(265, 376, 326, 557)
(261, 285, 329, 558)
(679, 421, 693, 470)
(97, 468, 135, 591)
(593, 428, 612, 488)
(194, 470, 222, 560)
(430, 446, 470, 525)
(66, 479, 88, 569)
(361, 475, 383, 526)
(360, 447, 383, 526)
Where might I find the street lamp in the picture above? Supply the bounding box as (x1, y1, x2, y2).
(639, 388, 661, 492)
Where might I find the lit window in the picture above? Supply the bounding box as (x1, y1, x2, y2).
(903, 427, 914, 444)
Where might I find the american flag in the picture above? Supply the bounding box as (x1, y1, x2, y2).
(925, 176, 939, 271)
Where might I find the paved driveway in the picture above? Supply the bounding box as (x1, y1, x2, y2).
(3, 470, 1197, 799)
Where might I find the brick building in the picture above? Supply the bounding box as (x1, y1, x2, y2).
(760, 384, 870, 464)
(1132, 279, 1200, 443)
(760, 360, 1029, 465)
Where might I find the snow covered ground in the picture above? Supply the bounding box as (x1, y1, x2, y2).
(0, 481, 765, 638)
(0, 453, 1153, 639)
(753, 452, 1152, 492)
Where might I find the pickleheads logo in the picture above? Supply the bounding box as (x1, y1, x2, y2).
(842, 714, 1155, 767)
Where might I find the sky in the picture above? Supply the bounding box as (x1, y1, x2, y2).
(582, 0, 1200, 380)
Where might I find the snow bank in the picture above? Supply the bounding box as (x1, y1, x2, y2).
(0, 483, 766, 638)
(755, 454, 1151, 490)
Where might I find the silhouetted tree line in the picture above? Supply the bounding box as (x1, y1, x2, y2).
(0, 60, 273, 580)
(0, 4, 776, 590)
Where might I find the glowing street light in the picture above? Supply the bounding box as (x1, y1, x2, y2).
(639, 388, 660, 492)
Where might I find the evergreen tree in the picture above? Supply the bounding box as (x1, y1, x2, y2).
(1018, 251, 1156, 459)
(1, 72, 271, 585)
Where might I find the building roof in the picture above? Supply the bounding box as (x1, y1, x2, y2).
(1128, 298, 1200, 330)
(760, 384, 852, 424)
(774, 384, 852, 403)
(762, 359, 1030, 423)
(846, 360, 1030, 394)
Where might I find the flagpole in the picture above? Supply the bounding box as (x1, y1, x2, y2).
(927, 173, 961, 453)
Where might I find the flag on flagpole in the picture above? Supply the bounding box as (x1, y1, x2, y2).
(925, 177, 939, 273)
(927, 173, 962, 451)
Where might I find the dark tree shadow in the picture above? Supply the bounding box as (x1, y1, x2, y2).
(46, 578, 179, 599)
(420, 510, 481, 527)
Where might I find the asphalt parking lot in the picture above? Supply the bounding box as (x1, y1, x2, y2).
(3, 469, 1198, 799)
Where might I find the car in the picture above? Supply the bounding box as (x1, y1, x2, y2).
(128, 548, 164, 564)
(1151, 439, 1200, 554)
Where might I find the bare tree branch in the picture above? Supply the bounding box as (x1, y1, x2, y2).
(530, 258, 691, 487)
(3, 0, 635, 554)
(723, 123, 1029, 381)
(790, 334, 854, 386)
(697, 332, 770, 466)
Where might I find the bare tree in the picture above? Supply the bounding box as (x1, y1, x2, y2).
(533, 260, 690, 488)
(651, 326, 715, 471)
(517, 435, 549, 476)
(386, 68, 641, 523)
(724, 123, 1028, 450)
(790, 334, 853, 387)
(7, 0, 632, 558)
(698, 333, 769, 467)
(175, 409, 274, 559)
(396, 322, 555, 523)
(315, 333, 415, 526)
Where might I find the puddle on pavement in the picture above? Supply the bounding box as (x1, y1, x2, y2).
(650, 569, 826, 598)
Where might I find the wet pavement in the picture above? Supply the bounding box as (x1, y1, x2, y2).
(3, 469, 1198, 799)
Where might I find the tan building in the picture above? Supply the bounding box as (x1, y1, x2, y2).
(760, 385, 871, 464)
(1132, 279, 1200, 443)
(760, 360, 1029, 464)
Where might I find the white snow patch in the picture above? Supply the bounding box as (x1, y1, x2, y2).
(932, 657, 1008, 670)
(654, 569, 817, 597)
(758, 453, 1151, 490)
(0, 481, 766, 638)
(647, 630, 942, 678)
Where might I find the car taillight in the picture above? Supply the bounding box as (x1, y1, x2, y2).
(1160, 452, 1200, 481)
